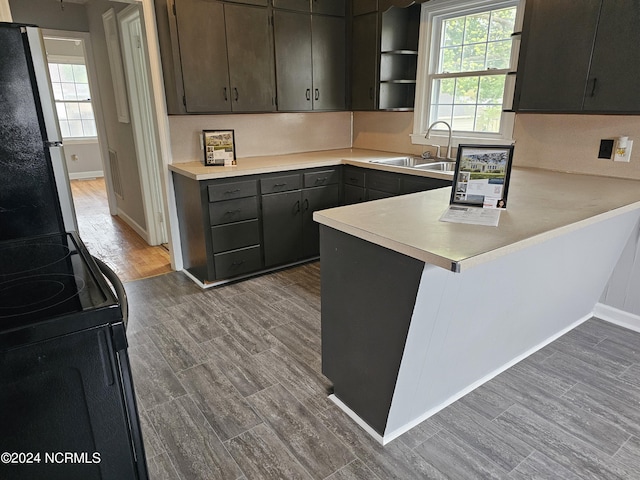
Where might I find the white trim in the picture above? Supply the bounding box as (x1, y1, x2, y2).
(593, 303, 640, 333)
(62, 137, 99, 145)
(118, 4, 168, 246)
(117, 207, 149, 244)
(412, 0, 524, 147)
(69, 170, 104, 180)
(103, 8, 131, 124)
(328, 395, 386, 445)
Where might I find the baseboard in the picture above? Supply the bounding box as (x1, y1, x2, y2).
(328, 394, 385, 445)
(69, 170, 104, 180)
(593, 303, 640, 333)
(117, 208, 149, 244)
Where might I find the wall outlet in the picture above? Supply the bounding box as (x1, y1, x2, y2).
(614, 139, 633, 162)
(598, 139, 614, 159)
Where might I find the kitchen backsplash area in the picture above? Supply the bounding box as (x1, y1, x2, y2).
(168, 111, 352, 163)
(513, 114, 640, 180)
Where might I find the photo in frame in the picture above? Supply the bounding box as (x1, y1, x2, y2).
(203, 130, 236, 166)
(450, 144, 514, 209)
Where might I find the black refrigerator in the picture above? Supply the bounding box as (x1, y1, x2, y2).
(0, 22, 148, 480)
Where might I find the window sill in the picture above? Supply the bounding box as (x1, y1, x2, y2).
(62, 137, 99, 145)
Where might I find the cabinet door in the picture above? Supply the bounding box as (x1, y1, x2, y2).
(273, 10, 313, 111)
(225, 4, 276, 112)
(311, 0, 345, 16)
(175, 0, 231, 112)
(302, 184, 340, 257)
(351, 12, 378, 110)
(514, 0, 600, 112)
(311, 15, 346, 110)
(583, 0, 640, 112)
(353, 0, 377, 16)
(262, 190, 302, 266)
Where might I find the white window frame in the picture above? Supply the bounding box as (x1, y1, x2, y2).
(411, 0, 525, 149)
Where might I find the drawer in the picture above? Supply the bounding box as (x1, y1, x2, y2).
(344, 167, 365, 187)
(303, 169, 340, 188)
(402, 176, 451, 194)
(214, 245, 262, 279)
(261, 174, 301, 193)
(367, 171, 401, 194)
(211, 219, 260, 253)
(208, 179, 257, 202)
(209, 196, 258, 225)
(367, 189, 396, 201)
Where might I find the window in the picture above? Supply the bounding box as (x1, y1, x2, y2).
(412, 0, 524, 147)
(48, 62, 97, 138)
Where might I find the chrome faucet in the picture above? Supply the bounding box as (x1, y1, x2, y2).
(425, 121, 453, 160)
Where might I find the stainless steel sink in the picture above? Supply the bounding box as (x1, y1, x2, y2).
(414, 161, 456, 172)
(370, 156, 427, 167)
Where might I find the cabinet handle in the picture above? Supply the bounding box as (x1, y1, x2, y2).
(315, 177, 327, 184)
(273, 182, 287, 188)
(294, 200, 300, 214)
(306, 88, 311, 101)
(590, 77, 598, 97)
(234, 87, 239, 102)
(225, 209, 241, 215)
(303, 198, 309, 211)
(223, 87, 228, 102)
(369, 87, 374, 100)
(231, 260, 245, 267)
(349, 177, 358, 182)
(315, 88, 319, 101)
(224, 188, 241, 194)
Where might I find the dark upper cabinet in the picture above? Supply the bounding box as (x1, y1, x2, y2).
(514, 0, 640, 113)
(169, 0, 275, 113)
(273, 9, 346, 111)
(353, 0, 377, 16)
(311, 0, 345, 16)
(273, 0, 310, 12)
(351, 12, 378, 110)
(582, 0, 640, 112)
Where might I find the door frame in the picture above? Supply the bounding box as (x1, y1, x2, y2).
(118, 4, 168, 245)
(42, 29, 117, 217)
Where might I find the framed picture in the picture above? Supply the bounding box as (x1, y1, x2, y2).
(203, 130, 236, 166)
(450, 144, 514, 209)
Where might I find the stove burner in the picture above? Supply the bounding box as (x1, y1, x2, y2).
(0, 243, 71, 277)
(0, 274, 86, 319)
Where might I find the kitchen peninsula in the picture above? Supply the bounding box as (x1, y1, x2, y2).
(314, 168, 640, 444)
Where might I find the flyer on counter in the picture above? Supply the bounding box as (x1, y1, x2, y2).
(439, 205, 501, 227)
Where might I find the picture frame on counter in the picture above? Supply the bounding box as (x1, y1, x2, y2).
(203, 129, 236, 166)
(450, 144, 514, 209)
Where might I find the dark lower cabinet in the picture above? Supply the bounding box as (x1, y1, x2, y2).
(302, 184, 340, 257)
(262, 190, 303, 266)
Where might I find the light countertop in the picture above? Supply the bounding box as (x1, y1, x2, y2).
(168, 148, 454, 181)
(313, 168, 640, 272)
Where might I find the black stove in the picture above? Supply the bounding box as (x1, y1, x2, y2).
(0, 232, 121, 350)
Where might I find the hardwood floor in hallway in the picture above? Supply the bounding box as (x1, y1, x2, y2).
(70, 177, 171, 282)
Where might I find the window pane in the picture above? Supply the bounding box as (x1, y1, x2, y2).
(442, 17, 465, 47)
(461, 43, 487, 71)
(439, 46, 462, 73)
(65, 102, 81, 120)
(432, 104, 453, 125)
(454, 76, 479, 104)
(75, 83, 91, 100)
(475, 105, 502, 132)
(478, 75, 505, 104)
(56, 102, 67, 120)
(58, 120, 71, 138)
(82, 119, 97, 137)
(78, 102, 95, 120)
(51, 83, 63, 101)
(48, 64, 60, 83)
(61, 82, 78, 101)
(452, 105, 476, 131)
(463, 12, 489, 44)
(58, 64, 74, 82)
(486, 40, 512, 69)
(67, 120, 84, 137)
(72, 64, 88, 83)
(489, 7, 516, 41)
(436, 78, 456, 104)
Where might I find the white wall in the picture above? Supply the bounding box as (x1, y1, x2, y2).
(63, 140, 103, 179)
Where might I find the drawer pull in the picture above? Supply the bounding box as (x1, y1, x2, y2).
(303, 198, 309, 211)
(349, 177, 358, 182)
(224, 189, 241, 194)
(231, 260, 245, 267)
(315, 177, 327, 184)
(273, 183, 287, 188)
(225, 209, 241, 215)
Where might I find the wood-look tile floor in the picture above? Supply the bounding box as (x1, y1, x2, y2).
(70, 177, 171, 282)
(126, 264, 640, 480)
